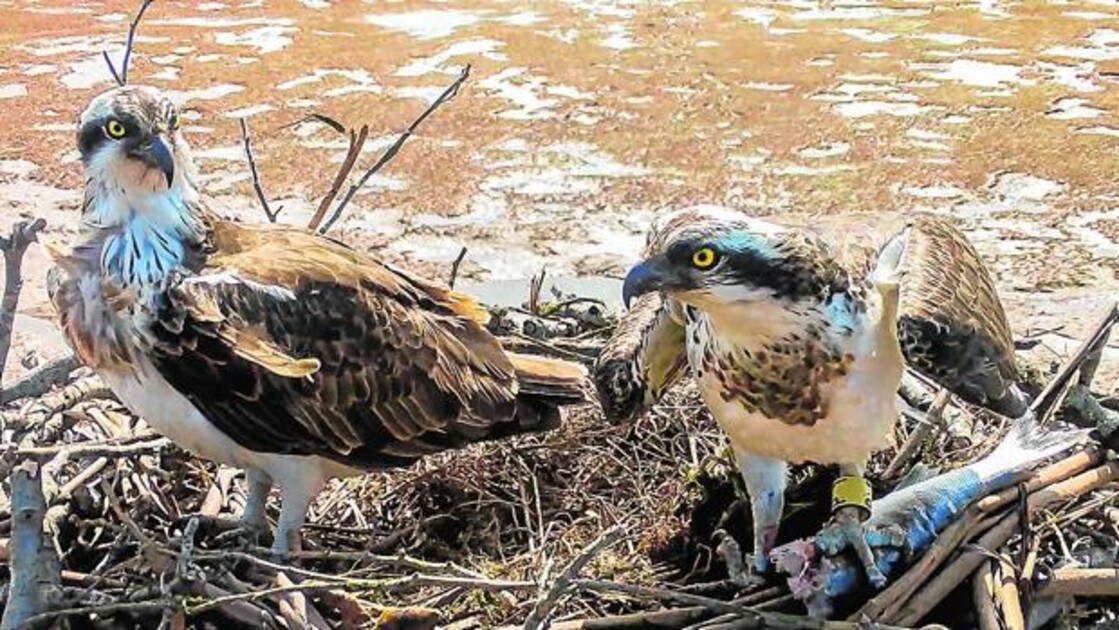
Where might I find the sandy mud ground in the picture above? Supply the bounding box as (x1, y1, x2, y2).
(3, 0, 1119, 391)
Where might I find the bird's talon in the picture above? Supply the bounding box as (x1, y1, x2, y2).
(715, 529, 771, 587)
(865, 523, 907, 550)
(817, 506, 890, 587)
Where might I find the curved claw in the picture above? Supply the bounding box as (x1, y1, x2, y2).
(865, 524, 908, 550)
(816, 507, 889, 589)
(715, 529, 771, 587)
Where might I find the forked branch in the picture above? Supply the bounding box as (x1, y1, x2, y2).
(315, 65, 472, 234)
(0, 218, 46, 391)
(239, 118, 281, 223)
(102, 0, 156, 86)
(306, 123, 369, 232)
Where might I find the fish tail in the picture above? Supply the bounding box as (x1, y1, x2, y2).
(972, 412, 1090, 483)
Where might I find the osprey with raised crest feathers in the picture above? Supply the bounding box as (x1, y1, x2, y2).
(49, 85, 591, 557)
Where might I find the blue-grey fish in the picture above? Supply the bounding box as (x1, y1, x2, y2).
(770, 415, 1089, 618)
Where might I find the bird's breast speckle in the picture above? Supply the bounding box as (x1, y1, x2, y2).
(687, 305, 864, 428)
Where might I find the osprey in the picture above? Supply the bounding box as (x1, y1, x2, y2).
(595, 206, 1026, 587)
(49, 85, 591, 557)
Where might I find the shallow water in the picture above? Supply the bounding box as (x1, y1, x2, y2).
(3, 0, 1119, 385)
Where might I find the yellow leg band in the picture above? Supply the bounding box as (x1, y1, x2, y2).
(831, 475, 872, 518)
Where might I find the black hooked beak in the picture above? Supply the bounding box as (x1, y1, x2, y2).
(129, 134, 175, 188)
(622, 260, 671, 308)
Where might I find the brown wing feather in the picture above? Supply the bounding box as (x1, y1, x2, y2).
(593, 291, 688, 422)
(795, 212, 1024, 416)
(894, 214, 1024, 416)
(48, 247, 134, 373)
(143, 219, 583, 468)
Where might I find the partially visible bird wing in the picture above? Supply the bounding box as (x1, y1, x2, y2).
(894, 214, 1024, 416)
(593, 291, 688, 422)
(802, 212, 1024, 417)
(47, 242, 137, 372)
(140, 220, 538, 468)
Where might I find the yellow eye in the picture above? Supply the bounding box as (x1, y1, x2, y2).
(692, 247, 719, 269)
(104, 120, 126, 139)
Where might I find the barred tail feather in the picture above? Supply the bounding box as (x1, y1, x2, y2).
(502, 352, 591, 434)
(509, 352, 591, 402)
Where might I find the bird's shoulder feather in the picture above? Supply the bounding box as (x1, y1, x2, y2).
(143, 219, 525, 466)
(785, 212, 1023, 415)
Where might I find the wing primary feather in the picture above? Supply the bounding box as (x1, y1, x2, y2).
(141, 218, 589, 468)
(593, 292, 687, 423)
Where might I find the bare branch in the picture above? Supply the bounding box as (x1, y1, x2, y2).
(238, 118, 280, 223)
(2, 375, 111, 436)
(1, 354, 80, 405)
(0, 218, 47, 391)
(448, 246, 468, 289)
(525, 526, 622, 630)
(281, 113, 346, 135)
(306, 124, 369, 232)
(184, 573, 535, 618)
(318, 65, 471, 234)
(882, 388, 950, 479)
(16, 437, 170, 462)
(1, 460, 61, 630)
(573, 579, 904, 629)
(529, 266, 546, 315)
(103, 0, 156, 86)
(1030, 301, 1117, 422)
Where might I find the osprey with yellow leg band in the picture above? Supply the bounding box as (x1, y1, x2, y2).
(594, 206, 1029, 588)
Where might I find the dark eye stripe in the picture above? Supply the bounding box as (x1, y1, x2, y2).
(78, 113, 144, 160)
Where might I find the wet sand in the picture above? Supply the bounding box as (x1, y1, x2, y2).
(3, 0, 1119, 388)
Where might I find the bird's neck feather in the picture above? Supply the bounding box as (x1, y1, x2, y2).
(83, 179, 206, 287)
(700, 289, 870, 355)
(702, 299, 813, 352)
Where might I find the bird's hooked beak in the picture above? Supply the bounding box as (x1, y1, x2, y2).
(128, 134, 175, 188)
(622, 259, 674, 308)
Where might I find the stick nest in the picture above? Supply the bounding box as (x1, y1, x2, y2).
(0, 298, 1116, 629)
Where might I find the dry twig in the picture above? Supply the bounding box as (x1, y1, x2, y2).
(883, 388, 950, 479)
(0, 219, 46, 391)
(1031, 302, 1118, 421)
(973, 559, 999, 630)
(448, 246, 468, 289)
(0, 355, 80, 405)
(305, 123, 368, 231)
(1036, 567, 1119, 598)
(317, 65, 472, 233)
(102, 0, 155, 86)
(239, 117, 280, 223)
(5, 375, 109, 431)
(994, 555, 1026, 630)
(1, 460, 60, 630)
(525, 525, 623, 630)
(15, 435, 167, 462)
(574, 579, 909, 629)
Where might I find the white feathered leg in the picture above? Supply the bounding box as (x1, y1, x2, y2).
(736, 450, 787, 576)
(270, 466, 328, 560)
(240, 468, 272, 531)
